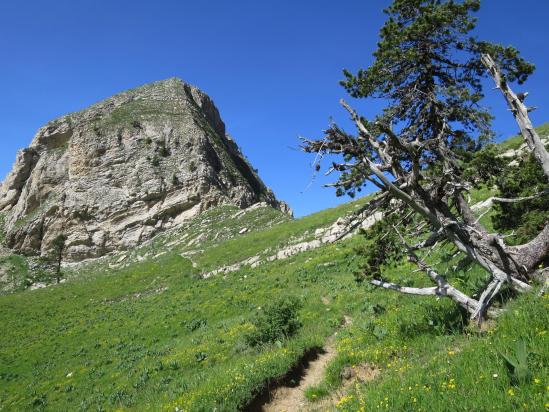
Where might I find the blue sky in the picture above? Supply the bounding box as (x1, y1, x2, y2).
(1, 1, 548, 217)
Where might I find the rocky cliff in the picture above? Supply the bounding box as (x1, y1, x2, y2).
(0, 78, 290, 261)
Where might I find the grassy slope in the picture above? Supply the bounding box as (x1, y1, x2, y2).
(330, 293, 548, 411)
(497, 122, 549, 151)
(0, 128, 548, 411)
(0, 198, 372, 411)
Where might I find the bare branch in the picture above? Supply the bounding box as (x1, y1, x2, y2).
(376, 121, 416, 154)
(361, 155, 440, 226)
(339, 99, 383, 153)
(410, 228, 444, 251)
(492, 189, 549, 203)
(391, 224, 517, 319)
(370, 279, 438, 295)
(471, 278, 504, 321)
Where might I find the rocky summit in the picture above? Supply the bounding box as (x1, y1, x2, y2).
(0, 78, 290, 261)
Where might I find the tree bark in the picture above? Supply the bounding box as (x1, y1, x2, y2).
(509, 223, 549, 272)
(482, 53, 549, 181)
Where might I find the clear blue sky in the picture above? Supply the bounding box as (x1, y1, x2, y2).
(1, 1, 548, 217)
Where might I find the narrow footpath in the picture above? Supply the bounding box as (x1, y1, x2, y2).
(250, 315, 378, 412)
(261, 336, 338, 412)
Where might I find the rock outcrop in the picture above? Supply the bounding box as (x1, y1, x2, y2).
(0, 78, 289, 261)
(202, 210, 383, 279)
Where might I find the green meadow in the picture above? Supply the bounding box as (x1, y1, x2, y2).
(1, 131, 548, 411)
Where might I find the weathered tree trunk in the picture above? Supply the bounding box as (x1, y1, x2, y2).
(482, 53, 549, 181)
(509, 223, 549, 274)
(481, 53, 549, 282)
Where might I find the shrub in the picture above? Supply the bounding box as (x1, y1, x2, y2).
(491, 153, 549, 244)
(500, 340, 532, 385)
(354, 214, 404, 282)
(194, 351, 207, 362)
(360, 301, 385, 316)
(245, 296, 302, 346)
(185, 317, 207, 332)
(158, 145, 171, 157)
(465, 146, 549, 245)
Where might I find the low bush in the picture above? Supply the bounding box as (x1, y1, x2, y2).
(245, 296, 302, 346)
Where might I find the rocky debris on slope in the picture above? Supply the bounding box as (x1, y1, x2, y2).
(498, 136, 549, 167)
(203, 209, 383, 278)
(470, 134, 549, 212)
(0, 246, 9, 259)
(61, 202, 289, 277)
(0, 78, 290, 261)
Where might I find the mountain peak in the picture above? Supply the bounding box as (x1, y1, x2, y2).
(0, 80, 290, 261)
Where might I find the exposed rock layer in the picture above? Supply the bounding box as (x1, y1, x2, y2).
(0, 78, 289, 261)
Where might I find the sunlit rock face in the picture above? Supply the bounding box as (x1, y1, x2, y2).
(0, 78, 290, 261)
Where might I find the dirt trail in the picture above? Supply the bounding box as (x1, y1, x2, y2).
(251, 316, 369, 412)
(260, 337, 338, 412)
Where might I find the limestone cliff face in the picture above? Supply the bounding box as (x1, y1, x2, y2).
(0, 78, 290, 261)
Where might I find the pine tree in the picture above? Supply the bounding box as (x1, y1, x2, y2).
(51, 234, 67, 284)
(304, 0, 549, 320)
